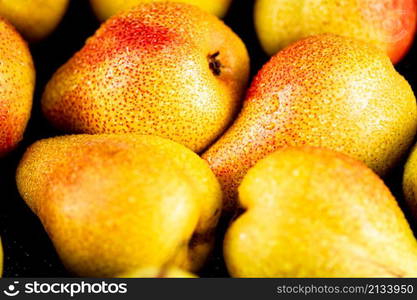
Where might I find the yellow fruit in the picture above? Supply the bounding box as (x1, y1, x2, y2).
(42, 2, 249, 153)
(0, 18, 35, 155)
(225, 147, 417, 277)
(90, 0, 233, 20)
(0, 0, 69, 41)
(254, 0, 417, 63)
(203, 34, 417, 210)
(16, 134, 222, 277)
(117, 266, 197, 278)
(403, 144, 417, 219)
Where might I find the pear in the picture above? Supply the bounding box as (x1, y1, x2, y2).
(16, 134, 222, 277)
(403, 144, 417, 219)
(224, 147, 417, 277)
(117, 266, 197, 278)
(90, 0, 233, 20)
(0, 18, 35, 156)
(42, 2, 249, 153)
(254, 0, 417, 63)
(203, 34, 417, 210)
(0, 0, 69, 41)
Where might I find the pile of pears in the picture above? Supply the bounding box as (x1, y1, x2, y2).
(1, 0, 417, 278)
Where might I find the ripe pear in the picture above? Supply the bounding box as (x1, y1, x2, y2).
(224, 147, 417, 277)
(42, 2, 249, 153)
(254, 0, 417, 63)
(16, 134, 222, 277)
(402, 144, 417, 219)
(90, 0, 233, 20)
(0, 0, 69, 41)
(203, 34, 417, 210)
(0, 18, 35, 156)
(117, 266, 197, 278)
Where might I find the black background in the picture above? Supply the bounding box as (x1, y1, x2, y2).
(0, 0, 416, 277)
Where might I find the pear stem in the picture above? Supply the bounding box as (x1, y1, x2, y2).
(208, 51, 222, 76)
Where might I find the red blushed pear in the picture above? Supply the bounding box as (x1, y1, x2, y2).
(0, 18, 35, 156)
(42, 2, 249, 153)
(254, 0, 417, 63)
(203, 34, 417, 211)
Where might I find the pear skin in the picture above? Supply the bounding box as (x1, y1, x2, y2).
(0, 18, 35, 156)
(16, 134, 222, 277)
(403, 144, 417, 219)
(117, 266, 197, 278)
(90, 0, 233, 20)
(254, 0, 417, 63)
(224, 147, 417, 277)
(203, 34, 417, 211)
(42, 2, 249, 153)
(0, 0, 69, 41)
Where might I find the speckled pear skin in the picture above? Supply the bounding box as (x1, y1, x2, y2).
(90, 0, 233, 20)
(203, 34, 417, 211)
(42, 2, 249, 153)
(0, 0, 69, 41)
(16, 134, 222, 277)
(224, 147, 417, 278)
(0, 18, 35, 156)
(254, 0, 417, 63)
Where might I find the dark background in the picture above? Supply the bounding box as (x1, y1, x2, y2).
(0, 0, 416, 277)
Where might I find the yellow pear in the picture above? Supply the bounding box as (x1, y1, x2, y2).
(16, 134, 222, 277)
(224, 147, 417, 277)
(117, 266, 197, 278)
(0, 17, 35, 156)
(254, 0, 417, 63)
(0, 0, 69, 41)
(90, 0, 233, 20)
(402, 144, 417, 219)
(42, 2, 249, 153)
